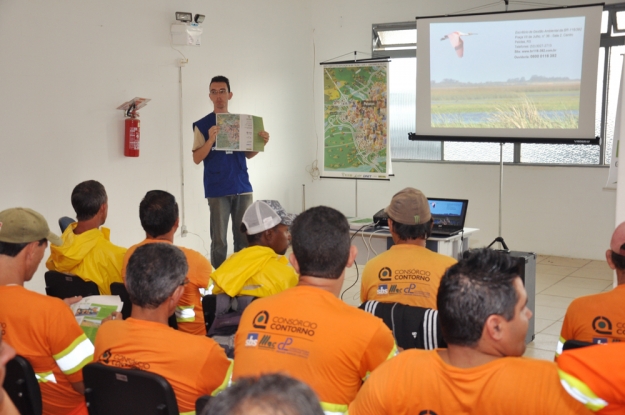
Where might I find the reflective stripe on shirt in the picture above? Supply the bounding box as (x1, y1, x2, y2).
(321, 401, 348, 415)
(35, 371, 57, 384)
(176, 305, 196, 322)
(558, 369, 608, 412)
(53, 334, 95, 374)
(556, 336, 565, 357)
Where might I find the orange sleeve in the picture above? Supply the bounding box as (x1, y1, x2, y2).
(189, 250, 212, 289)
(197, 342, 232, 395)
(47, 300, 94, 383)
(558, 344, 625, 414)
(360, 263, 374, 303)
(359, 323, 397, 381)
(121, 246, 137, 282)
(350, 354, 403, 415)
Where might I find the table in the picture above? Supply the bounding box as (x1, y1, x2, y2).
(349, 227, 479, 267)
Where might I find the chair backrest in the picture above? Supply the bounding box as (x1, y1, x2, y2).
(58, 216, 76, 233)
(83, 363, 179, 415)
(359, 301, 446, 350)
(195, 395, 211, 415)
(45, 271, 100, 299)
(562, 339, 594, 352)
(110, 282, 132, 320)
(2, 355, 43, 415)
(202, 294, 218, 335)
(109, 282, 178, 330)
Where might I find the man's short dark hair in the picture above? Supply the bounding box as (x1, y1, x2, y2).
(0, 239, 46, 258)
(291, 206, 350, 280)
(240, 223, 263, 245)
(438, 248, 520, 347)
(612, 249, 625, 271)
(203, 374, 324, 415)
(211, 75, 231, 92)
(71, 180, 107, 221)
(391, 218, 432, 240)
(126, 243, 188, 309)
(139, 191, 179, 238)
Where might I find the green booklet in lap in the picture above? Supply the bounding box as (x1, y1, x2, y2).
(70, 295, 123, 343)
(216, 113, 265, 152)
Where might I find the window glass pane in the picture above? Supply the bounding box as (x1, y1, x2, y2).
(605, 45, 625, 164)
(389, 58, 442, 160)
(444, 142, 513, 162)
(617, 11, 625, 31)
(520, 48, 604, 165)
(521, 144, 599, 164)
(377, 29, 416, 49)
(602, 10, 609, 33)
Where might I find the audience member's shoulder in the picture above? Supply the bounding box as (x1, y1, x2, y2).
(567, 290, 613, 309)
(177, 245, 210, 263)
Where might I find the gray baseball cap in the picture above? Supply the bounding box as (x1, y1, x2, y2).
(242, 200, 296, 235)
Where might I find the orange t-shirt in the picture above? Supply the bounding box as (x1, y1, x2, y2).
(557, 285, 625, 359)
(0, 286, 93, 415)
(360, 244, 456, 309)
(349, 349, 591, 415)
(122, 239, 211, 335)
(233, 286, 397, 413)
(94, 318, 231, 414)
(558, 343, 625, 414)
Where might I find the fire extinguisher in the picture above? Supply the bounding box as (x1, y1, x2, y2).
(124, 103, 140, 157)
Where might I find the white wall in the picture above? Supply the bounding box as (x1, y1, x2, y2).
(0, 0, 618, 295)
(0, 0, 314, 293)
(304, 0, 619, 260)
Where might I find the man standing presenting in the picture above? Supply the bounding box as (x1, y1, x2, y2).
(192, 75, 270, 268)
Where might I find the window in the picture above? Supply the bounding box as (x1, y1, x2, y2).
(373, 4, 625, 164)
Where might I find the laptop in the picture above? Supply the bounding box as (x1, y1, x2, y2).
(428, 198, 469, 237)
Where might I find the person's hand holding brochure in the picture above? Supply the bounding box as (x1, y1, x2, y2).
(69, 295, 123, 343)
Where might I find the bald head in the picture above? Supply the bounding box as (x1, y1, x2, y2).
(610, 222, 625, 256)
(607, 222, 625, 283)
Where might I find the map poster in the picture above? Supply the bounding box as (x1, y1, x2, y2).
(215, 113, 265, 152)
(323, 62, 389, 179)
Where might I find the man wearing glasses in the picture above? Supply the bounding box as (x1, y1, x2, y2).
(192, 76, 270, 269)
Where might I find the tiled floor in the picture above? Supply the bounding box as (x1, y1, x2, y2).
(340, 254, 615, 361)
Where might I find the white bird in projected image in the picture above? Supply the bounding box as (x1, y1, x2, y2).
(440, 32, 477, 58)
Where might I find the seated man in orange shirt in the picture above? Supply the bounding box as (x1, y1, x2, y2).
(360, 187, 456, 309)
(558, 342, 625, 414)
(556, 222, 625, 359)
(233, 206, 397, 414)
(95, 243, 231, 414)
(0, 208, 94, 415)
(46, 180, 126, 295)
(350, 248, 591, 415)
(122, 190, 212, 335)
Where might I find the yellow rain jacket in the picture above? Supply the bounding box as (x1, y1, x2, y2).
(211, 245, 298, 298)
(46, 223, 126, 295)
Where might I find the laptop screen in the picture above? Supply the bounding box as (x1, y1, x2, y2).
(427, 198, 469, 229)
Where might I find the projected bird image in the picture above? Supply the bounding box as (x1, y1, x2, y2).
(440, 32, 477, 58)
(429, 17, 584, 130)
